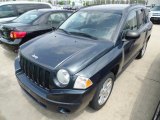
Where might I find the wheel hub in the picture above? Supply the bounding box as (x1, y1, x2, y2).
(98, 78, 113, 105)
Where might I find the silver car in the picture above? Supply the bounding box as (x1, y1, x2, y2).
(0, 1, 53, 23)
(149, 6, 160, 23)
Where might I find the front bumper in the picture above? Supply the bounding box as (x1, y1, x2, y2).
(15, 58, 96, 113)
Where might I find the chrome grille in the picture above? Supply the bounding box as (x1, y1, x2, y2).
(153, 13, 160, 16)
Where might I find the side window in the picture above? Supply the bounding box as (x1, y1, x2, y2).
(137, 9, 146, 27)
(16, 4, 29, 15)
(27, 4, 50, 9)
(39, 4, 51, 9)
(145, 9, 149, 23)
(0, 5, 17, 18)
(124, 11, 138, 30)
(67, 12, 72, 17)
(47, 13, 66, 28)
(27, 4, 39, 10)
(16, 4, 39, 15)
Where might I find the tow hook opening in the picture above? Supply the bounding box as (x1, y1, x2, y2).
(58, 107, 71, 114)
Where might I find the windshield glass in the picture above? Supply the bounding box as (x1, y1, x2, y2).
(13, 10, 42, 24)
(59, 11, 121, 40)
(151, 6, 160, 11)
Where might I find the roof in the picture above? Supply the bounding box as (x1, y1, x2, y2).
(80, 4, 145, 13)
(82, 4, 129, 11)
(0, 1, 52, 6)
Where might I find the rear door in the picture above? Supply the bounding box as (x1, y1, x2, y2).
(136, 8, 148, 49)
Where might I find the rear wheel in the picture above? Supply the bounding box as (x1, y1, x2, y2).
(136, 41, 147, 59)
(90, 72, 114, 110)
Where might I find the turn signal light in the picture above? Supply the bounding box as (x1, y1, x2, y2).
(74, 76, 93, 89)
(10, 31, 27, 39)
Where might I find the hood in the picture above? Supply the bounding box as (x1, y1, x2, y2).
(20, 32, 114, 74)
(150, 11, 160, 13)
(150, 11, 160, 16)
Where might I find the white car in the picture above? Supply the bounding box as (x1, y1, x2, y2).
(149, 6, 160, 23)
(0, 1, 53, 23)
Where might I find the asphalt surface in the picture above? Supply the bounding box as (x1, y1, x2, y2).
(0, 25, 160, 120)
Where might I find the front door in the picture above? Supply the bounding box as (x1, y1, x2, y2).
(122, 10, 140, 66)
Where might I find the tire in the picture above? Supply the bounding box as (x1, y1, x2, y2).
(90, 72, 114, 110)
(136, 41, 148, 59)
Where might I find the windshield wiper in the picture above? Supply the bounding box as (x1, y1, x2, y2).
(58, 28, 70, 35)
(69, 32, 98, 40)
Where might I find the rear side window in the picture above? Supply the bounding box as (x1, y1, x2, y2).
(25, 4, 51, 9)
(124, 10, 138, 30)
(16, 4, 51, 15)
(13, 10, 42, 24)
(47, 13, 66, 28)
(16, 4, 32, 15)
(137, 9, 146, 27)
(0, 5, 17, 18)
(38, 4, 51, 9)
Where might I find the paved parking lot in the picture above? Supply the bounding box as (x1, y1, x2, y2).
(0, 25, 160, 120)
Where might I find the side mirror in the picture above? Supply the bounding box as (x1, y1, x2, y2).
(125, 31, 140, 40)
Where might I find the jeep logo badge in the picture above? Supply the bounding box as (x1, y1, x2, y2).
(32, 54, 38, 59)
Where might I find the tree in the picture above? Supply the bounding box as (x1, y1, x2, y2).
(58, 1, 65, 5)
(48, 0, 52, 5)
(72, 2, 75, 6)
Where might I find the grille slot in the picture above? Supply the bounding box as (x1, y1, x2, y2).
(20, 56, 53, 90)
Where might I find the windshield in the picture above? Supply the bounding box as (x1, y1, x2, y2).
(151, 6, 160, 11)
(59, 11, 121, 40)
(13, 10, 43, 24)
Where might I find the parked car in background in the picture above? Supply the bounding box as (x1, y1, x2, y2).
(0, 1, 53, 23)
(0, 9, 72, 51)
(15, 4, 152, 113)
(150, 6, 160, 23)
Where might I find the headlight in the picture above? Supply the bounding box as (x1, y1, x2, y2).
(74, 76, 93, 89)
(56, 69, 70, 87)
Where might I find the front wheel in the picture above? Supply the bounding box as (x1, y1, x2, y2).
(90, 72, 114, 110)
(136, 41, 148, 59)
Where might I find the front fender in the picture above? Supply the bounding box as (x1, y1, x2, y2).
(76, 44, 123, 83)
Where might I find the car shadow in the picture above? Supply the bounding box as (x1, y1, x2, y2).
(0, 111, 6, 120)
(129, 54, 160, 120)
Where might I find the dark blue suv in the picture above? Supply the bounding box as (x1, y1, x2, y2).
(15, 4, 152, 113)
